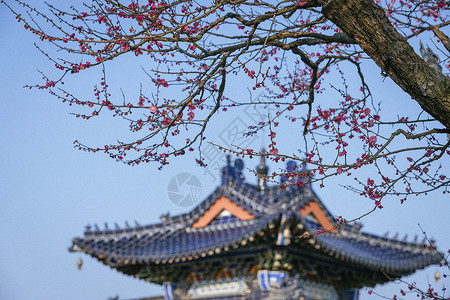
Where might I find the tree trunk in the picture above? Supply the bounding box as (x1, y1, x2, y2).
(322, 0, 450, 129)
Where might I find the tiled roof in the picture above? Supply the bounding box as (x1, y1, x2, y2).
(70, 157, 441, 280)
(72, 212, 279, 264)
(303, 218, 441, 276)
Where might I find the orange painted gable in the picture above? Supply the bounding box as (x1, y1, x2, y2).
(192, 196, 254, 228)
(300, 201, 336, 233)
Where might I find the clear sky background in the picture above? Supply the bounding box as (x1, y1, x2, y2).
(1, 2, 449, 300)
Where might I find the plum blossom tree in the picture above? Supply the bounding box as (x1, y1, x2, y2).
(3, 0, 449, 298)
(2, 0, 449, 214)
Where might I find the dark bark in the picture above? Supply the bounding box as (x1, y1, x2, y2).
(322, 0, 450, 129)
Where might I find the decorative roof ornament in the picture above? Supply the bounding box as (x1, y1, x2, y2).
(234, 159, 245, 183)
(221, 155, 233, 185)
(280, 160, 312, 189)
(420, 41, 443, 72)
(160, 212, 170, 223)
(256, 149, 269, 190)
(221, 155, 245, 185)
(280, 161, 298, 184)
(351, 223, 363, 232)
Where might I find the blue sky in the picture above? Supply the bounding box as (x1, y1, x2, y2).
(1, 3, 449, 300)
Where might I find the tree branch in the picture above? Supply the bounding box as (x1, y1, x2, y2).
(323, 0, 450, 129)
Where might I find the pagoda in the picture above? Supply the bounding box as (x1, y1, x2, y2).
(70, 156, 441, 300)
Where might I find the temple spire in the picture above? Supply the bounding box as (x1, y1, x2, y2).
(256, 149, 268, 190)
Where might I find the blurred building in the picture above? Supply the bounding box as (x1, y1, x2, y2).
(70, 156, 441, 300)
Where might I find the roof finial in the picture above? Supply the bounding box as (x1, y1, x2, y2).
(160, 212, 170, 223)
(256, 148, 268, 190)
(234, 159, 245, 183)
(221, 155, 234, 185)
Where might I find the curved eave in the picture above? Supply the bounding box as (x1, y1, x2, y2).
(70, 212, 281, 267)
(304, 220, 441, 276)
